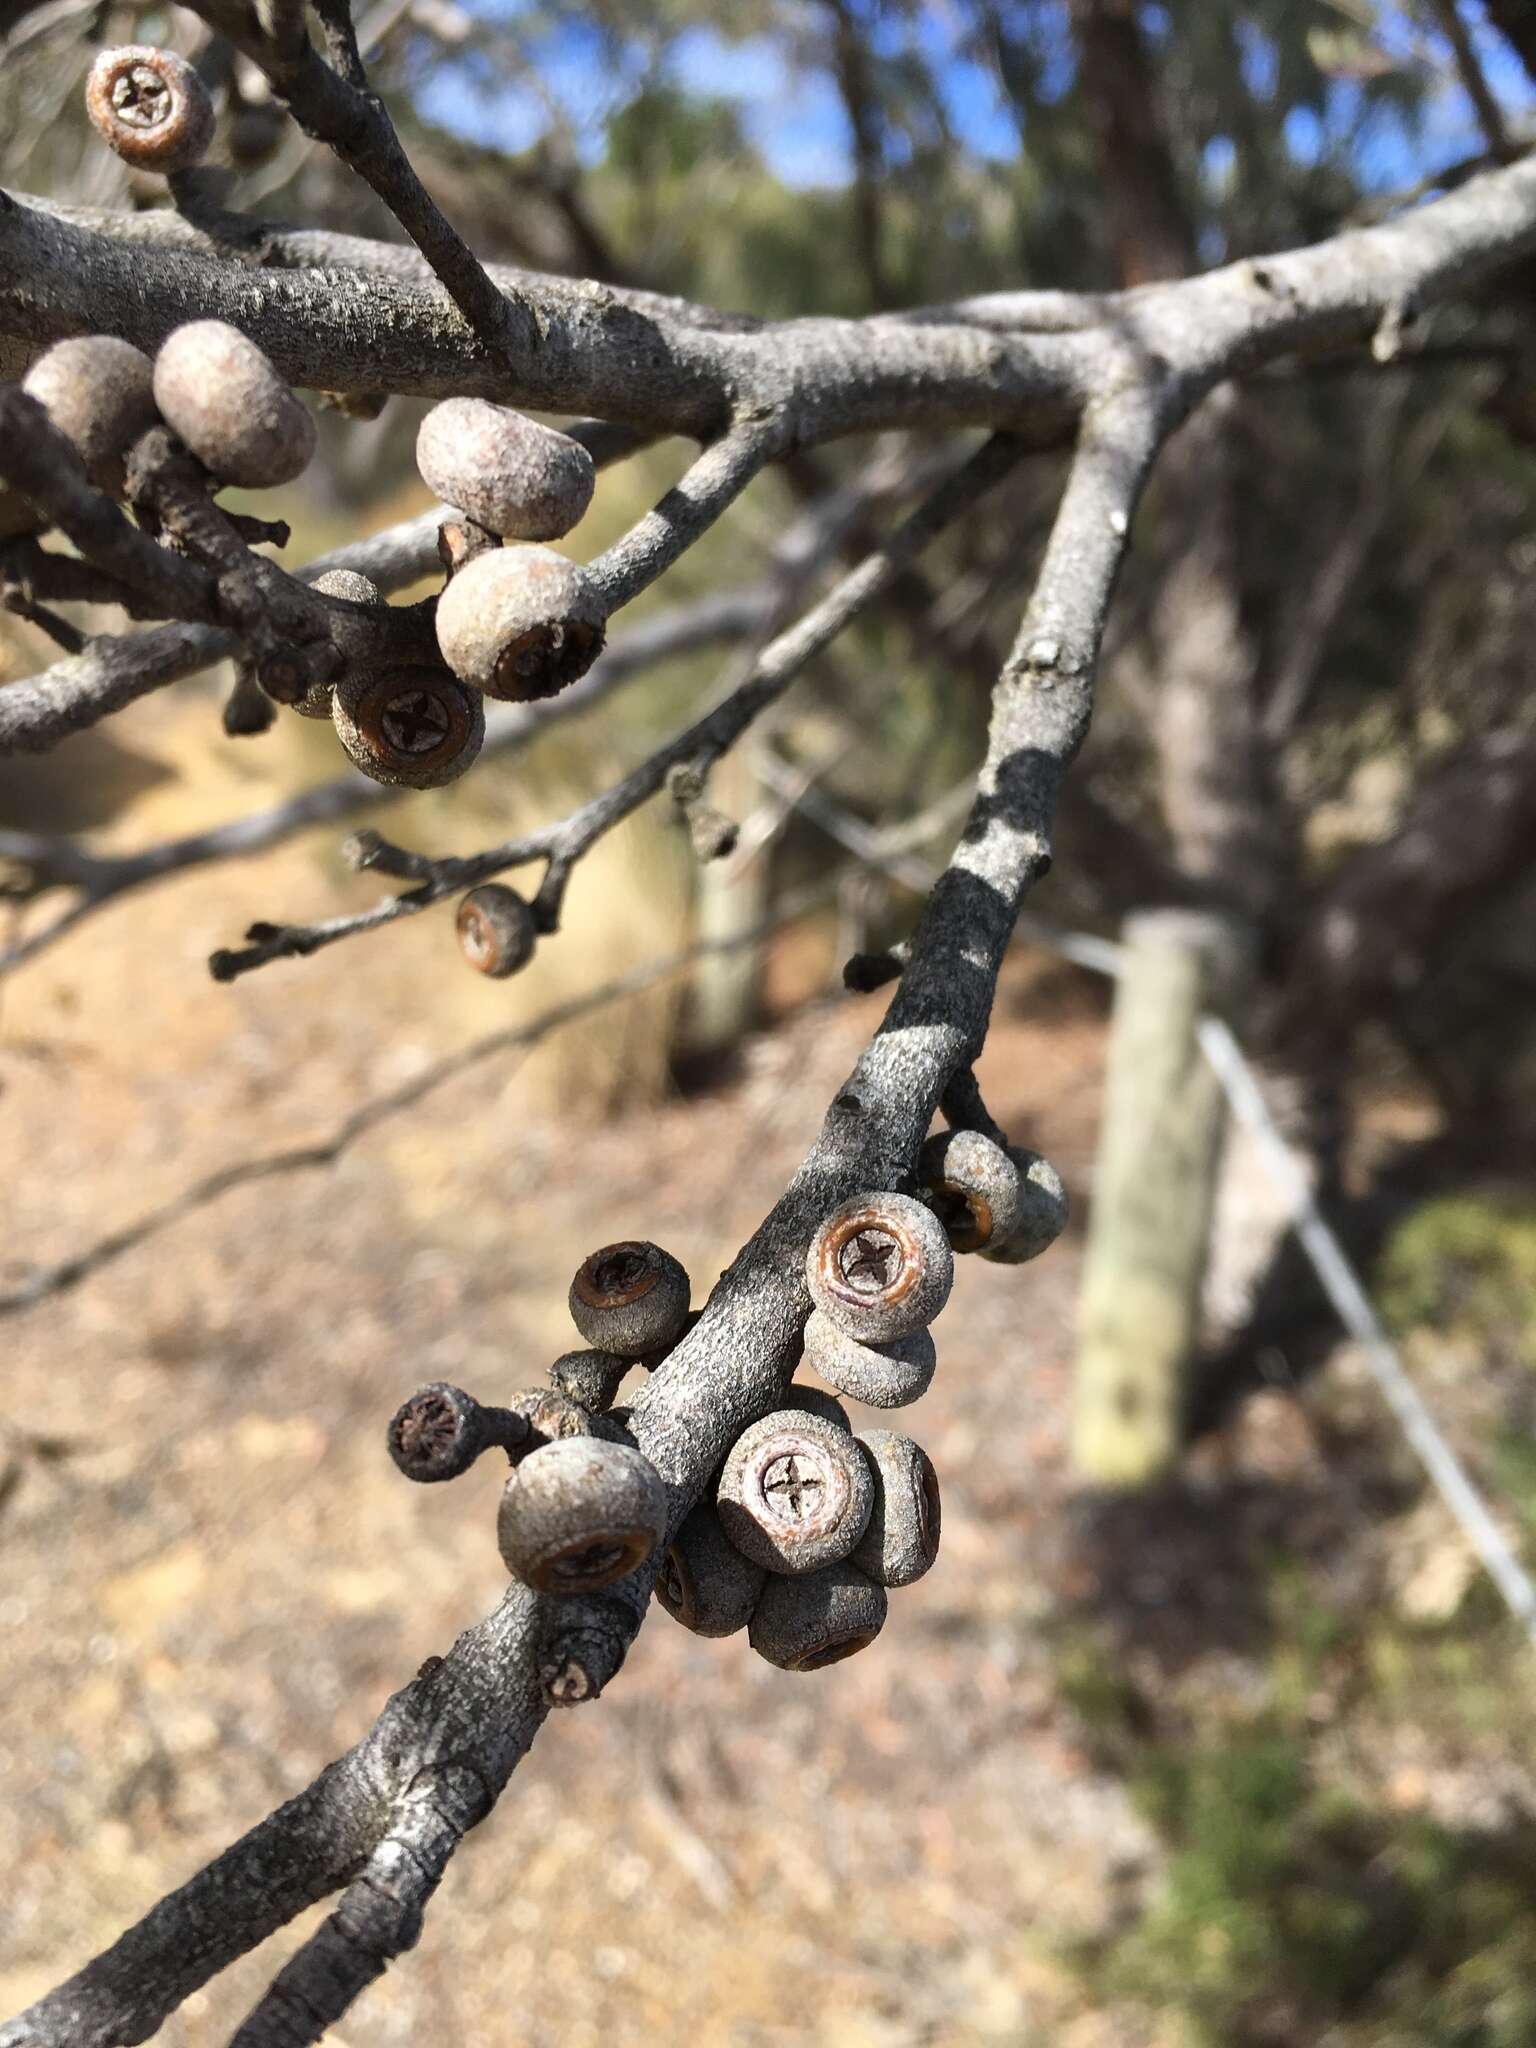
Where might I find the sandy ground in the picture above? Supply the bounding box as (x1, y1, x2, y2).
(2, 680, 1522, 2048)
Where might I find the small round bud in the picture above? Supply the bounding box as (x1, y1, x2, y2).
(748, 1560, 888, 1672)
(785, 1383, 852, 1432)
(547, 1348, 632, 1415)
(293, 572, 381, 718)
(851, 1430, 941, 1588)
(806, 1193, 953, 1344)
(416, 399, 596, 542)
(86, 46, 214, 172)
(716, 1409, 873, 1576)
(917, 1127, 1029, 1255)
(497, 1436, 668, 1593)
(456, 883, 536, 979)
(801, 1308, 936, 1410)
(568, 1241, 690, 1359)
(980, 1149, 1069, 1266)
(22, 336, 158, 496)
(656, 1500, 767, 1638)
(153, 321, 316, 488)
(434, 545, 605, 702)
(331, 667, 484, 788)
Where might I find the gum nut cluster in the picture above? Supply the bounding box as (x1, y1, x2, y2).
(86, 45, 214, 172)
(434, 545, 606, 703)
(416, 399, 595, 542)
(568, 1241, 691, 1358)
(918, 1127, 1068, 1265)
(293, 570, 381, 718)
(152, 322, 316, 489)
(456, 883, 536, 979)
(331, 666, 484, 789)
(496, 1434, 668, 1594)
(22, 337, 159, 496)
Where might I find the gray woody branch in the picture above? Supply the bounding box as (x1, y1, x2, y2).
(4, 102, 1536, 2048)
(0, 379, 1154, 2048)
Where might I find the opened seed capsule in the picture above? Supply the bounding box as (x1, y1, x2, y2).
(918, 1127, 1031, 1255)
(22, 337, 158, 496)
(851, 1430, 941, 1588)
(748, 1559, 888, 1672)
(434, 545, 605, 702)
(456, 883, 536, 979)
(801, 1307, 936, 1410)
(85, 46, 214, 172)
(331, 666, 484, 788)
(806, 1192, 953, 1344)
(716, 1408, 873, 1576)
(496, 1436, 667, 1593)
(980, 1148, 1069, 1265)
(568, 1241, 690, 1358)
(656, 1500, 767, 1638)
(153, 321, 316, 489)
(416, 399, 595, 542)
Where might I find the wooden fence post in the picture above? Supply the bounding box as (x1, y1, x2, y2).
(1073, 907, 1254, 1486)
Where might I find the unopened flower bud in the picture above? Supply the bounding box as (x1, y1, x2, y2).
(153, 321, 316, 489)
(22, 337, 158, 496)
(416, 399, 595, 541)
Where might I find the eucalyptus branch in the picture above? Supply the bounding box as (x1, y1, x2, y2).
(0, 396, 1150, 2048)
(207, 433, 1027, 981)
(0, 584, 778, 975)
(182, 0, 534, 361)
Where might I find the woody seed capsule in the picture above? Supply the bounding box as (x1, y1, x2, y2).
(980, 1148, 1069, 1266)
(291, 568, 380, 718)
(656, 1500, 767, 1638)
(568, 1241, 690, 1358)
(748, 1559, 888, 1672)
(802, 1307, 936, 1410)
(918, 1127, 1030, 1255)
(456, 884, 536, 979)
(22, 337, 158, 496)
(806, 1192, 953, 1344)
(86, 46, 214, 172)
(331, 666, 484, 788)
(547, 1348, 633, 1415)
(153, 321, 316, 489)
(716, 1409, 873, 1576)
(416, 399, 595, 541)
(785, 1383, 852, 1432)
(851, 1430, 942, 1588)
(434, 545, 606, 702)
(497, 1436, 668, 1594)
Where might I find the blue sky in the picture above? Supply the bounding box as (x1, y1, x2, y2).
(417, 2, 1535, 202)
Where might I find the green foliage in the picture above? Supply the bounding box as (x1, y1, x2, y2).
(1068, 1542, 1536, 2048)
(1377, 1196, 1536, 1369)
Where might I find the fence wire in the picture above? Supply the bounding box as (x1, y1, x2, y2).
(769, 769, 1536, 1643)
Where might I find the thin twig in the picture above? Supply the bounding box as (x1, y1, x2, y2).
(208, 434, 1026, 981)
